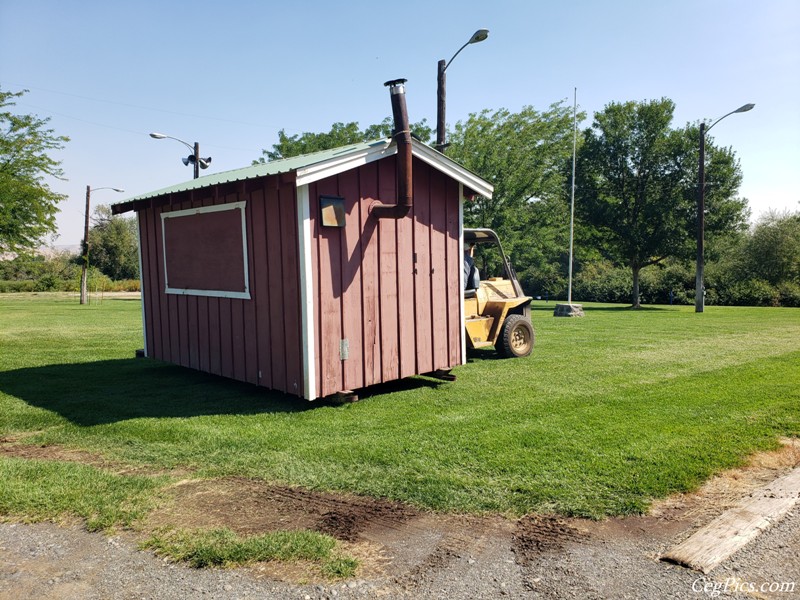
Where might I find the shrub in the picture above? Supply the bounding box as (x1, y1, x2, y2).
(777, 281, 800, 308)
(0, 280, 35, 293)
(34, 274, 59, 291)
(573, 261, 631, 303)
(106, 279, 140, 292)
(726, 279, 780, 307)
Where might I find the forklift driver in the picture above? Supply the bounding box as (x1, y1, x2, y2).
(464, 242, 480, 293)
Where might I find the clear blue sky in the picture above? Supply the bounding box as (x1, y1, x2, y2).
(1, 0, 798, 247)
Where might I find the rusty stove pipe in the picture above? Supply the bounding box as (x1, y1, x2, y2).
(371, 79, 413, 219)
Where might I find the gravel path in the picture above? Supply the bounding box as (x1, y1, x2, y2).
(2, 506, 798, 599)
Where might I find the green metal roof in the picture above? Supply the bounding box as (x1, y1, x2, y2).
(123, 140, 388, 203)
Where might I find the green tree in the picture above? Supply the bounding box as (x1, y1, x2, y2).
(0, 88, 69, 252)
(704, 209, 800, 307)
(254, 118, 432, 163)
(85, 205, 139, 280)
(445, 103, 581, 296)
(575, 98, 748, 308)
(743, 210, 800, 286)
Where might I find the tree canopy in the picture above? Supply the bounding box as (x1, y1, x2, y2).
(445, 102, 582, 294)
(254, 118, 432, 163)
(0, 88, 69, 252)
(86, 205, 139, 280)
(574, 98, 748, 307)
(742, 210, 800, 286)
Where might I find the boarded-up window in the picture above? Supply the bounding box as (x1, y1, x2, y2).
(161, 202, 251, 299)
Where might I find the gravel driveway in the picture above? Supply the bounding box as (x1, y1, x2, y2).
(1, 509, 798, 599)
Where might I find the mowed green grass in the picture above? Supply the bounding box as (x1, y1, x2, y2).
(1, 293, 798, 519)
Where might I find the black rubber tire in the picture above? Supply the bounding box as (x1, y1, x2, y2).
(497, 314, 534, 358)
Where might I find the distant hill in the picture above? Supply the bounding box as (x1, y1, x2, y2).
(0, 245, 80, 261)
(42, 245, 81, 257)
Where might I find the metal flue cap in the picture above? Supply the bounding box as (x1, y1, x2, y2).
(384, 78, 407, 95)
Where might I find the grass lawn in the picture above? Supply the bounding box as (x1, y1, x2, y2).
(1, 293, 798, 523)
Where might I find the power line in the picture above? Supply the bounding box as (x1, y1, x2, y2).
(17, 101, 145, 137)
(6, 81, 276, 130)
(15, 102, 263, 153)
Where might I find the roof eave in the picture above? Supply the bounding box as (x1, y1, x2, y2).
(410, 142, 493, 199)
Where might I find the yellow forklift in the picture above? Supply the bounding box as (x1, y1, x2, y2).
(463, 228, 534, 358)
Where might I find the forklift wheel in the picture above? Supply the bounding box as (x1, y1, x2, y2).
(498, 314, 534, 358)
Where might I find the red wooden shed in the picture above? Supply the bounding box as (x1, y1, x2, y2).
(113, 82, 493, 400)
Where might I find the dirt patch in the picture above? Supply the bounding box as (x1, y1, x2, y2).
(512, 514, 587, 565)
(1, 440, 104, 466)
(143, 478, 527, 586)
(0, 438, 191, 478)
(145, 477, 418, 542)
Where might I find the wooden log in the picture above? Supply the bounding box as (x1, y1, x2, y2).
(662, 467, 800, 573)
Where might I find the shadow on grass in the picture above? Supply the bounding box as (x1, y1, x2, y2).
(530, 303, 672, 313)
(583, 305, 671, 312)
(355, 376, 445, 399)
(465, 348, 504, 362)
(0, 358, 450, 426)
(0, 358, 311, 426)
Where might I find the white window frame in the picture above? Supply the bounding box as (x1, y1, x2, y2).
(161, 201, 251, 300)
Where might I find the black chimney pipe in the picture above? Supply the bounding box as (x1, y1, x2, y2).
(371, 79, 412, 219)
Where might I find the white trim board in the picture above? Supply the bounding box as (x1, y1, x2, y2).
(459, 183, 466, 365)
(295, 140, 494, 200)
(296, 184, 317, 400)
(136, 212, 148, 357)
(295, 143, 393, 188)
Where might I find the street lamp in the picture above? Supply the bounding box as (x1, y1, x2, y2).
(436, 28, 489, 151)
(695, 102, 754, 313)
(80, 185, 125, 305)
(149, 132, 211, 179)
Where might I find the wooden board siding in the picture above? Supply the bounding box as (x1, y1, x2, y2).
(358, 162, 381, 388)
(279, 183, 303, 397)
(136, 177, 303, 396)
(310, 157, 463, 398)
(413, 159, 433, 376)
(377, 157, 400, 384)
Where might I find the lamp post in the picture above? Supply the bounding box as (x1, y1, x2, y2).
(80, 185, 125, 305)
(149, 132, 211, 179)
(436, 28, 489, 152)
(695, 102, 754, 313)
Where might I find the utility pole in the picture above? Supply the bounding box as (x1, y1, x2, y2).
(80, 185, 91, 305)
(149, 133, 210, 179)
(79, 186, 124, 305)
(435, 29, 489, 152)
(436, 59, 447, 150)
(694, 102, 754, 313)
